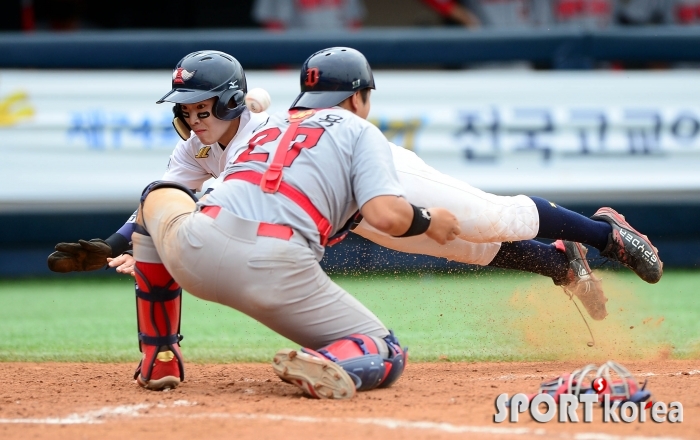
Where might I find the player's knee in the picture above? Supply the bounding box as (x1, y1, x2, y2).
(306, 330, 407, 391)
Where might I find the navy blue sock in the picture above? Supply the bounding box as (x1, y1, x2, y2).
(487, 240, 569, 285)
(530, 196, 611, 252)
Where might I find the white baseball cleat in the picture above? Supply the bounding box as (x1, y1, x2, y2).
(272, 348, 356, 399)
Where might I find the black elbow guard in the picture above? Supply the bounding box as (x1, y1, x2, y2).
(394, 204, 431, 238)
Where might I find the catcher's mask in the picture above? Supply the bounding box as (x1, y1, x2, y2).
(519, 361, 651, 406)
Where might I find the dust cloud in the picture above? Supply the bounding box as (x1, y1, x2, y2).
(501, 272, 672, 362)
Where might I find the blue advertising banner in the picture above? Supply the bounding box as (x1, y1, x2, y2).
(2, 69, 699, 212)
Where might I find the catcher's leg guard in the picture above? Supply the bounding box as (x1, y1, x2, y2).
(133, 256, 185, 391)
(131, 181, 192, 391)
(310, 331, 407, 391)
(273, 330, 407, 398)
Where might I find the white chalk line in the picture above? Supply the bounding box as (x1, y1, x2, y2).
(0, 400, 194, 425)
(0, 403, 151, 425)
(0, 401, 685, 440)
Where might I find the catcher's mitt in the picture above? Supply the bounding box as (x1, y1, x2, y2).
(47, 238, 112, 272)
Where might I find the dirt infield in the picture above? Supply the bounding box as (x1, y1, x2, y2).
(0, 360, 697, 440)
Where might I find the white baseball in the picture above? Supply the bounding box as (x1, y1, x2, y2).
(245, 88, 271, 113)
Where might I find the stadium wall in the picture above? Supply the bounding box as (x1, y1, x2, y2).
(2, 29, 699, 276)
(1, 27, 700, 69)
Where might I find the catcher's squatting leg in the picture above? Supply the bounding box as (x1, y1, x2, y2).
(155, 203, 411, 400)
(131, 181, 198, 390)
(131, 183, 411, 397)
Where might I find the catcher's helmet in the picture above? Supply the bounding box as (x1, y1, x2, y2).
(157, 50, 247, 121)
(291, 47, 375, 110)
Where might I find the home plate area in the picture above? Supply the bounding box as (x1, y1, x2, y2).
(0, 361, 697, 440)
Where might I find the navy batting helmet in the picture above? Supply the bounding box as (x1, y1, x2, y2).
(291, 47, 375, 110)
(157, 50, 248, 121)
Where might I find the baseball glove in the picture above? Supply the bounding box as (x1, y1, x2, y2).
(47, 238, 112, 272)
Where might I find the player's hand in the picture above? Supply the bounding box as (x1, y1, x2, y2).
(47, 239, 112, 272)
(424, 207, 461, 245)
(108, 253, 136, 277)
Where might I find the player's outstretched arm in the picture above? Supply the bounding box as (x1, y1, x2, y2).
(360, 195, 461, 245)
(47, 147, 213, 274)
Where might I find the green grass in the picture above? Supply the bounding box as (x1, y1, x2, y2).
(0, 270, 698, 363)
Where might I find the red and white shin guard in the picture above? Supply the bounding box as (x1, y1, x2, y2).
(133, 260, 185, 391)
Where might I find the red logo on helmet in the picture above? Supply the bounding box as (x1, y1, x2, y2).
(305, 67, 319, 87)
(173, 68, 196, 84)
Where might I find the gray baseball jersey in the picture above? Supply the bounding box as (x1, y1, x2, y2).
(204, 107, 405, 260)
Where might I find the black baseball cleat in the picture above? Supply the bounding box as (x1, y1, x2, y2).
(554, 240, 607, 321)
(591, 207, 663, 284)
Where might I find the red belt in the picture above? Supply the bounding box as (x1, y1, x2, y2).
(224, 170, 332, 245)
(200, 205, 293, 241)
